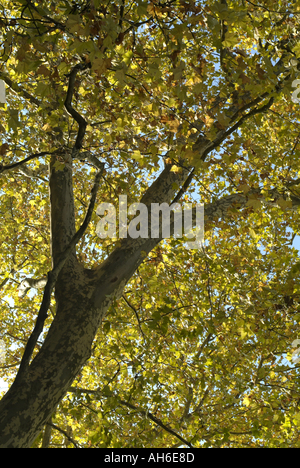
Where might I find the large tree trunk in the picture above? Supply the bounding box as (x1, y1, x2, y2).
(0, 152, 190, 448)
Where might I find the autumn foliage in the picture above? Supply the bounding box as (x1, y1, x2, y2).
(1, 0, 300, 448)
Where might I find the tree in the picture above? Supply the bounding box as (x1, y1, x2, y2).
(1, 0, 300, 448)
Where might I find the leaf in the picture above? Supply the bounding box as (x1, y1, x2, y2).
(0, 143, 9, 155)
(246, 199, 261, 210)
(249, 228, 257, 240)
(36, 65, 51, 77)
(103, 322, 111, 333)
(8, 109, 19, 132)
(243, 396, 251, 407)
(132, 150, 142, 160)
(277, 198, 293, 209)
(92, 57, 111, 75)
(223, 32, 239, 47)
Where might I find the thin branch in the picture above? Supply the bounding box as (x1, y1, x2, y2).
(122, 295, 146, 339)
(0, 270, 14, 292)
(244, 0, 295, 14)
(0, 362, 21, 369)
(0, 72, 42, 107)
(1, 257, 30, 293)
(46, 423, 79, 448)
(200, 97, 274, 162)
(21, 0, 68, 33)
(68, 386, 194, 448)
(64, 63, 91, 152)
(119, 399, 194, 448)
(172, 169, 195, 204)
(14, 167, 104, 383)
(90, 120, 111, 127)
(0, 151, 52, 175)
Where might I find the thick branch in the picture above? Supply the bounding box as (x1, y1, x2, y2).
(190, 42, 294, 164)
(92, 163, 191, 309)
(18, 276, 48, 299)
(149, 183, 300, 247)
(77, 151, 105, 170)
(49, 152, 76, 265)
(204, 186, 300, 224)
(15, 168, 104, 382)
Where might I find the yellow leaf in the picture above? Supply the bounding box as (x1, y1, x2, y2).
(168, 119, 180, 133)
(116, 118, 123, 129)
(223, 32, 239, 47)
(243, 396, 251, 407)
(183, 149, 196, 160)
(246, 199, 261, 210)
(204, 115, 214, 127)
(132, 150, 142, 160)
(92, 57, 107, 74)
(238, 184, 250, 194)
(277, 198, 293, 209)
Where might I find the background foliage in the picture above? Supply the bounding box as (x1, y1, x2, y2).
(1, 0, 300, 448)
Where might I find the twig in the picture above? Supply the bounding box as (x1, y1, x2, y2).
(122, 295, 146, 340)
(244, 0, 294, 14)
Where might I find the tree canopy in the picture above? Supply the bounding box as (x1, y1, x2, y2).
(1, 0, 300, 448)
